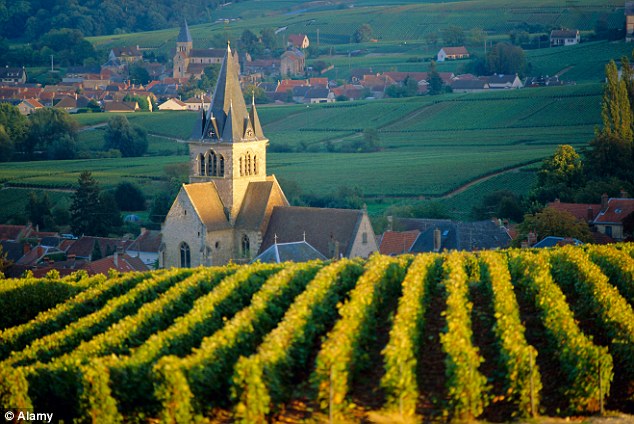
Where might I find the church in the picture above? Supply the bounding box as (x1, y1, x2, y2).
(160, 43, 377, 267)
(173, 20, 231, 79)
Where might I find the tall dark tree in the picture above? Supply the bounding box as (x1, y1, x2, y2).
(70, 171, 102, 236)
(114, 182, 146, 211)
(353, 24, 373, 43)
(0, 103, 28, 158)
(0, 125, 13, 162)
(428, 61, 444, 95)
(26, 192, 53, 230)
(103, 115, 148, 157)
(442, 25, 466, 46)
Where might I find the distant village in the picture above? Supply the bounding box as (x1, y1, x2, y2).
(0, 23, 585, 116)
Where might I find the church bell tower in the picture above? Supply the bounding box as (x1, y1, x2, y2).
(186, 43, 268, 222)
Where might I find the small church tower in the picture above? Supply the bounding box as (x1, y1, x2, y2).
(174, 20, 193, 78)
(161, 43, 288, 268)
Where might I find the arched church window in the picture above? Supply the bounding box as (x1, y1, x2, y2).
(180, 242, 191, 268)
(246, 153, 251, 176)
(198, 154, 204, 176)
(241, 234, 250, 258)
(212, 151, 217, 176)
(239, 157, 244, 176)
(253, 155, 257, 175)
(219, 155, 225, 177)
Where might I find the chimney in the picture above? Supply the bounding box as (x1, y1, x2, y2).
(113, 251, 118, 268)
(433, 228, 441, 252)
(334, 241, 340, 259)
(387, 216, 393, 232)
(601, 193, 609, 212)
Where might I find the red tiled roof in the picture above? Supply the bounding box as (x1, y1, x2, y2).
(276, 79, 309, 92)
(592, 231, 615, 245)
(379, 230, 420, 255)
(547, 200, 601, 222)
(382, 72, 428, 83)
(594, 198, 634, 224)
(0, 225, 32, 241)
(441, 46, 469, 56)
(288, 34, 308, 47)
(84, 253, 148, 275)
(127, 230, 162, 253)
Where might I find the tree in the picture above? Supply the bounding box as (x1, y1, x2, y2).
(26, 108, 79, 157)
(599, 60, 632, 141)
(513, 207, 593, 246)
(129, 65, 151, 85)
(442, 26, 466, 46)
(114, 182, 146, 211)
(0, 103, 28, 158)
(472, 190, 524, 222)
(260, 28, 278, 50)
(428, 61, 444, 95)
(98, 191, 123, 234)
(47, 134, 77, 160)
(70, 171, 102, 236)
(0, 244, 12, 276)
(150, 192, 173, 223)
(26, 192, 53, 230)
(103, 115, 148, 157)
(486, 42, 526, 75)
(240, 29, 261, 55)
(532, 144, 584, 202)
(353, 24, 373, 43)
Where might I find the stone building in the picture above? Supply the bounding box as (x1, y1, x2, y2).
(160, 44, 377, 267)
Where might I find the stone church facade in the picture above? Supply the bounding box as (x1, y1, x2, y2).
(173, 20, 234, 79)
(160, 44, 378, 268)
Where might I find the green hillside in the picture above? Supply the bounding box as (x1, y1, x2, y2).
(1, 245, 634, 422)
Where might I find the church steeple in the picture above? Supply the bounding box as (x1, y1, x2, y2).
(199, 43, 260, 143)
(177, 19, 193, 45)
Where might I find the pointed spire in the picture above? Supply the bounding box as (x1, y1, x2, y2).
(178, 19, 193, 43)
(249, 93, 264, 138)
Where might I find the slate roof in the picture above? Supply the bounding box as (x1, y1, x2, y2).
(451, 80, 488, 90)
(84, 253, 148, 275)
(190, 48, 225, 58)
(395, 218, 511, 252)
(0, 241, 25, 262)
(304, 87, 330, 99)
(235, 178, 289, 232)
(182, 183, 231, 231)
(111, 46, 142, 58)
(627, 2, 634, 15)
(379, 230, 420, 255)
(259, 206, 365, 259)
(533, 236, 582, 248)
(194, 44, 263, 143)
(594, 198, 634, 224)
(127, 230, 162, 253)
(288, 34, 308, 48)
(550, 29, 578, 39)
(178, 19, 193, 43)
(254, 240, 326, 263)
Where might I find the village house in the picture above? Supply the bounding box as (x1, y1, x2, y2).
(160, 44, 377, 267)
(437, 46, 470, 62)
(287, 33, 310, 49)
(0, 67, 27, 84)
(109, 46, 143, 63)
(550, 29, 580, 47)
(593, 194, 634, 241)
(158, 98, 188, 111)
(482, 74, 524, 89)
(17, 98, 44, 115)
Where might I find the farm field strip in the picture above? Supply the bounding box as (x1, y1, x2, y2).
(1, 245, 634, 422)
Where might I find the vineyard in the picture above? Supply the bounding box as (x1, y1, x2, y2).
(1, 244, 634, 422)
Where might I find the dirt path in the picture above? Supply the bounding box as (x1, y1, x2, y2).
(439, 162, 535, 199)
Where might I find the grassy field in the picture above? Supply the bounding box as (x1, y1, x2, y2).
(87, 0, 622, 55)
(0, 82, 604, 222)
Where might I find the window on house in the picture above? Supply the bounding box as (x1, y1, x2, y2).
(605, 226, 613, 237)
(219, 155, 225, 177)
(180, 242, 191, 268)
(362, 232, 368, 244)
(198, 153, 204, 176)
(242, 234, 250, 258)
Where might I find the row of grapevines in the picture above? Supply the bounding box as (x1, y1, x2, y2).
(2, 268, 196, 367)
(479, 251, 541, 417)
(106, 263, 283, 415)
(154, 262, 323, 422)
(381, 254, 437, 416)
(232, 259, 365, 423)
(508, 252, 612, 413)
(313, 255, 408, 419)
(0, 271, 155, 360)
(550, 247, 634, 377)
(59, 266, 241, 359)
(0, 271, 105, 331)
(587, 245, 634, 306)
(440, 252, 489, 419)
